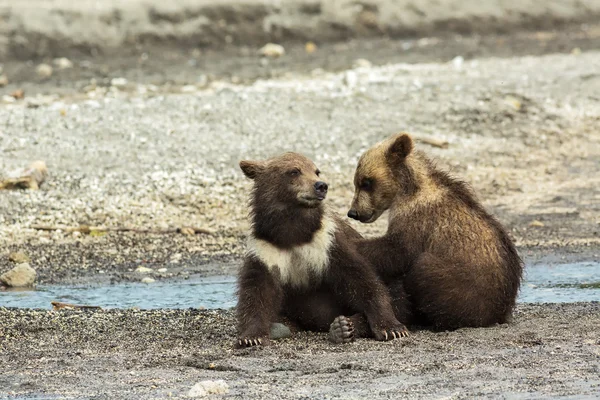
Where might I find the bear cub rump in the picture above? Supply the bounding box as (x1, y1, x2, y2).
(236, 152, 408, 347)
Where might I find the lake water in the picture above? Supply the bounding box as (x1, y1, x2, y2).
(0, 262, 598, 309)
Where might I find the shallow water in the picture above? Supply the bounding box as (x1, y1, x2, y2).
(0, 263, 598, 309)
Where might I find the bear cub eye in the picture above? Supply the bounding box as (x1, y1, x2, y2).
(315, 169, 321, 177)
(288, 168, 301, 177)
(360, 178, 373, 191)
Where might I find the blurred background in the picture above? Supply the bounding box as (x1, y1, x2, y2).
(0, 0, 599, 308)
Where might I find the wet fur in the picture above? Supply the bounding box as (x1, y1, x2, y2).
(350, 134, 523, 330)
(236, 153, 407, 346)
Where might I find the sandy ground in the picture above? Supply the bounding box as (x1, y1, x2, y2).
(1, 304, 599, 399)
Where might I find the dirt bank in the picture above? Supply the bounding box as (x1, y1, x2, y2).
(2, 0, 600, 59)
(0, 303, 598, 399)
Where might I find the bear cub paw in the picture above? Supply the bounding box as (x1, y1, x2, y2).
(328, 315, 355, 344)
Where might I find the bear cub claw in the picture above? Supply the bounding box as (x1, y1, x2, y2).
(328, 315, 355, 344)
(376, 324, 410, 341)
(237, 337, 268, 348)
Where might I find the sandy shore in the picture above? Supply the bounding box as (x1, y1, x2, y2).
(1, 303, 598, 399)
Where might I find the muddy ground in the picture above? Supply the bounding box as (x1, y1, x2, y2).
(0, 19, 599, 400)
(1, 304, 599, 399)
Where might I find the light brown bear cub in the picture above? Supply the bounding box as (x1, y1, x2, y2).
(236, 152, 409, 347)
(347, 133, 523, 330)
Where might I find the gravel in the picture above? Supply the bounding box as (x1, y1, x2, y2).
(0, 303, 598, 398)
(1, 46, 599, 284)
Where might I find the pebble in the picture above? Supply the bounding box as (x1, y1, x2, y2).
(110, 77, 128, 88)
(259, 43, 285, 58)
(188, 380, 229, 397)
(8, 251, 30, 264)
(0, 74, 8, 87)
(352, 58, 372, 68)
(135, 266, 153, 273)
(53, 57, 74, 69)
(529, 220, 545, 228)
(452, 55, 465, 69)
(157, 268, 168, 273)
(2, 95, 16, 104)
(36, 63, 53, 78)
(141, 277, 155, 284)
(181, 85, 197, 93)
(270, 322, 292, 340)
(305, 41, 317, 54)
(0, 263, 37, 287)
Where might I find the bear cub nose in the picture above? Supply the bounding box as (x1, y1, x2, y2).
(347, 209, 359, 220)
(314, 181, 328, 194)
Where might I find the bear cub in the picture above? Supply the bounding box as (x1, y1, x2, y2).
(236, 152, 408, 347)
(347, 133, 523, 330)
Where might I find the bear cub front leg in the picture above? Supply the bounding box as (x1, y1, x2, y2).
(236, 257, 282, 348)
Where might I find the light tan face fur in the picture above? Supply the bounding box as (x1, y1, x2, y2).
(349, 134, 414, 223)
(240, 152, 326, 208)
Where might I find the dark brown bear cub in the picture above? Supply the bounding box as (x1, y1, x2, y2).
(236, 152, 409, 347)
(347, 133, 523, 331)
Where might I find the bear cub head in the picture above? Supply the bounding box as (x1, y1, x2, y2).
(240, 152, 328, 209)
(348, 133, 416, 223)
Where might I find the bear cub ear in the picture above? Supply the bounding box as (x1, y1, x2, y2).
(239, 160, 265, 179)
(388, 133, 414, 160)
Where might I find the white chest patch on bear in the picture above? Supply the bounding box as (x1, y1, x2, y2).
(247, 214, 337, 288)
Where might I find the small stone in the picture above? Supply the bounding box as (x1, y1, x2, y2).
(53, 57, 73, 69)
(571, 47, 581, 55)
(0, 263, 37, 287)
(270, 322, 292, 340)
(141, 277, 155, 284)
(181, 85, 197, 93)
(10, 89, 24, 99)
(188, 380, 229, 397)
(451, 55, 464, 69)
(0, 74, 8, 87)
(36, 63, 53, 78)
(305, 41, 317, 54)
(157, 268, 168, 273)
(135, 266, 153, 273)
(344, 70, 358, 87)
(352, 58, 372, 68)
(8, 251, 30, 264)
(529, 220, 545, 227)
(2, 95, 16, 104)
(110, 77, 128, 88)
(259, 43, 285, 58)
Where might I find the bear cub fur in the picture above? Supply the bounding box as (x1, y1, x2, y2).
(236, 152, 409, 347)
(348, 133, 523, 330)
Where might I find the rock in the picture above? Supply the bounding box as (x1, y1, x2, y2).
(0, 263, 37, 287)
(157, 268, 168, 273)
(452, 55, 465, 69)
(353, 58, 372, 68)
(2, 95, 16, 104)
(36, 63, 53, 78)
(10, 89, 25, 99)
(135, 266, 153, 273)
(181, 85, 197, 93)
(9, 251, 30, 264)
(0, 74, 8, 87)
(141, 277, 155, 284)
(529, 220, 545, 227)
(188, 380, 229, 397)
(259, 43, 285, 58)
(343, 70, 358, 87)
(270, 322, 292, 340)
(305, 41, 317, 54)
(53, 57, 73, 69)
(110, 77, 128, 88)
